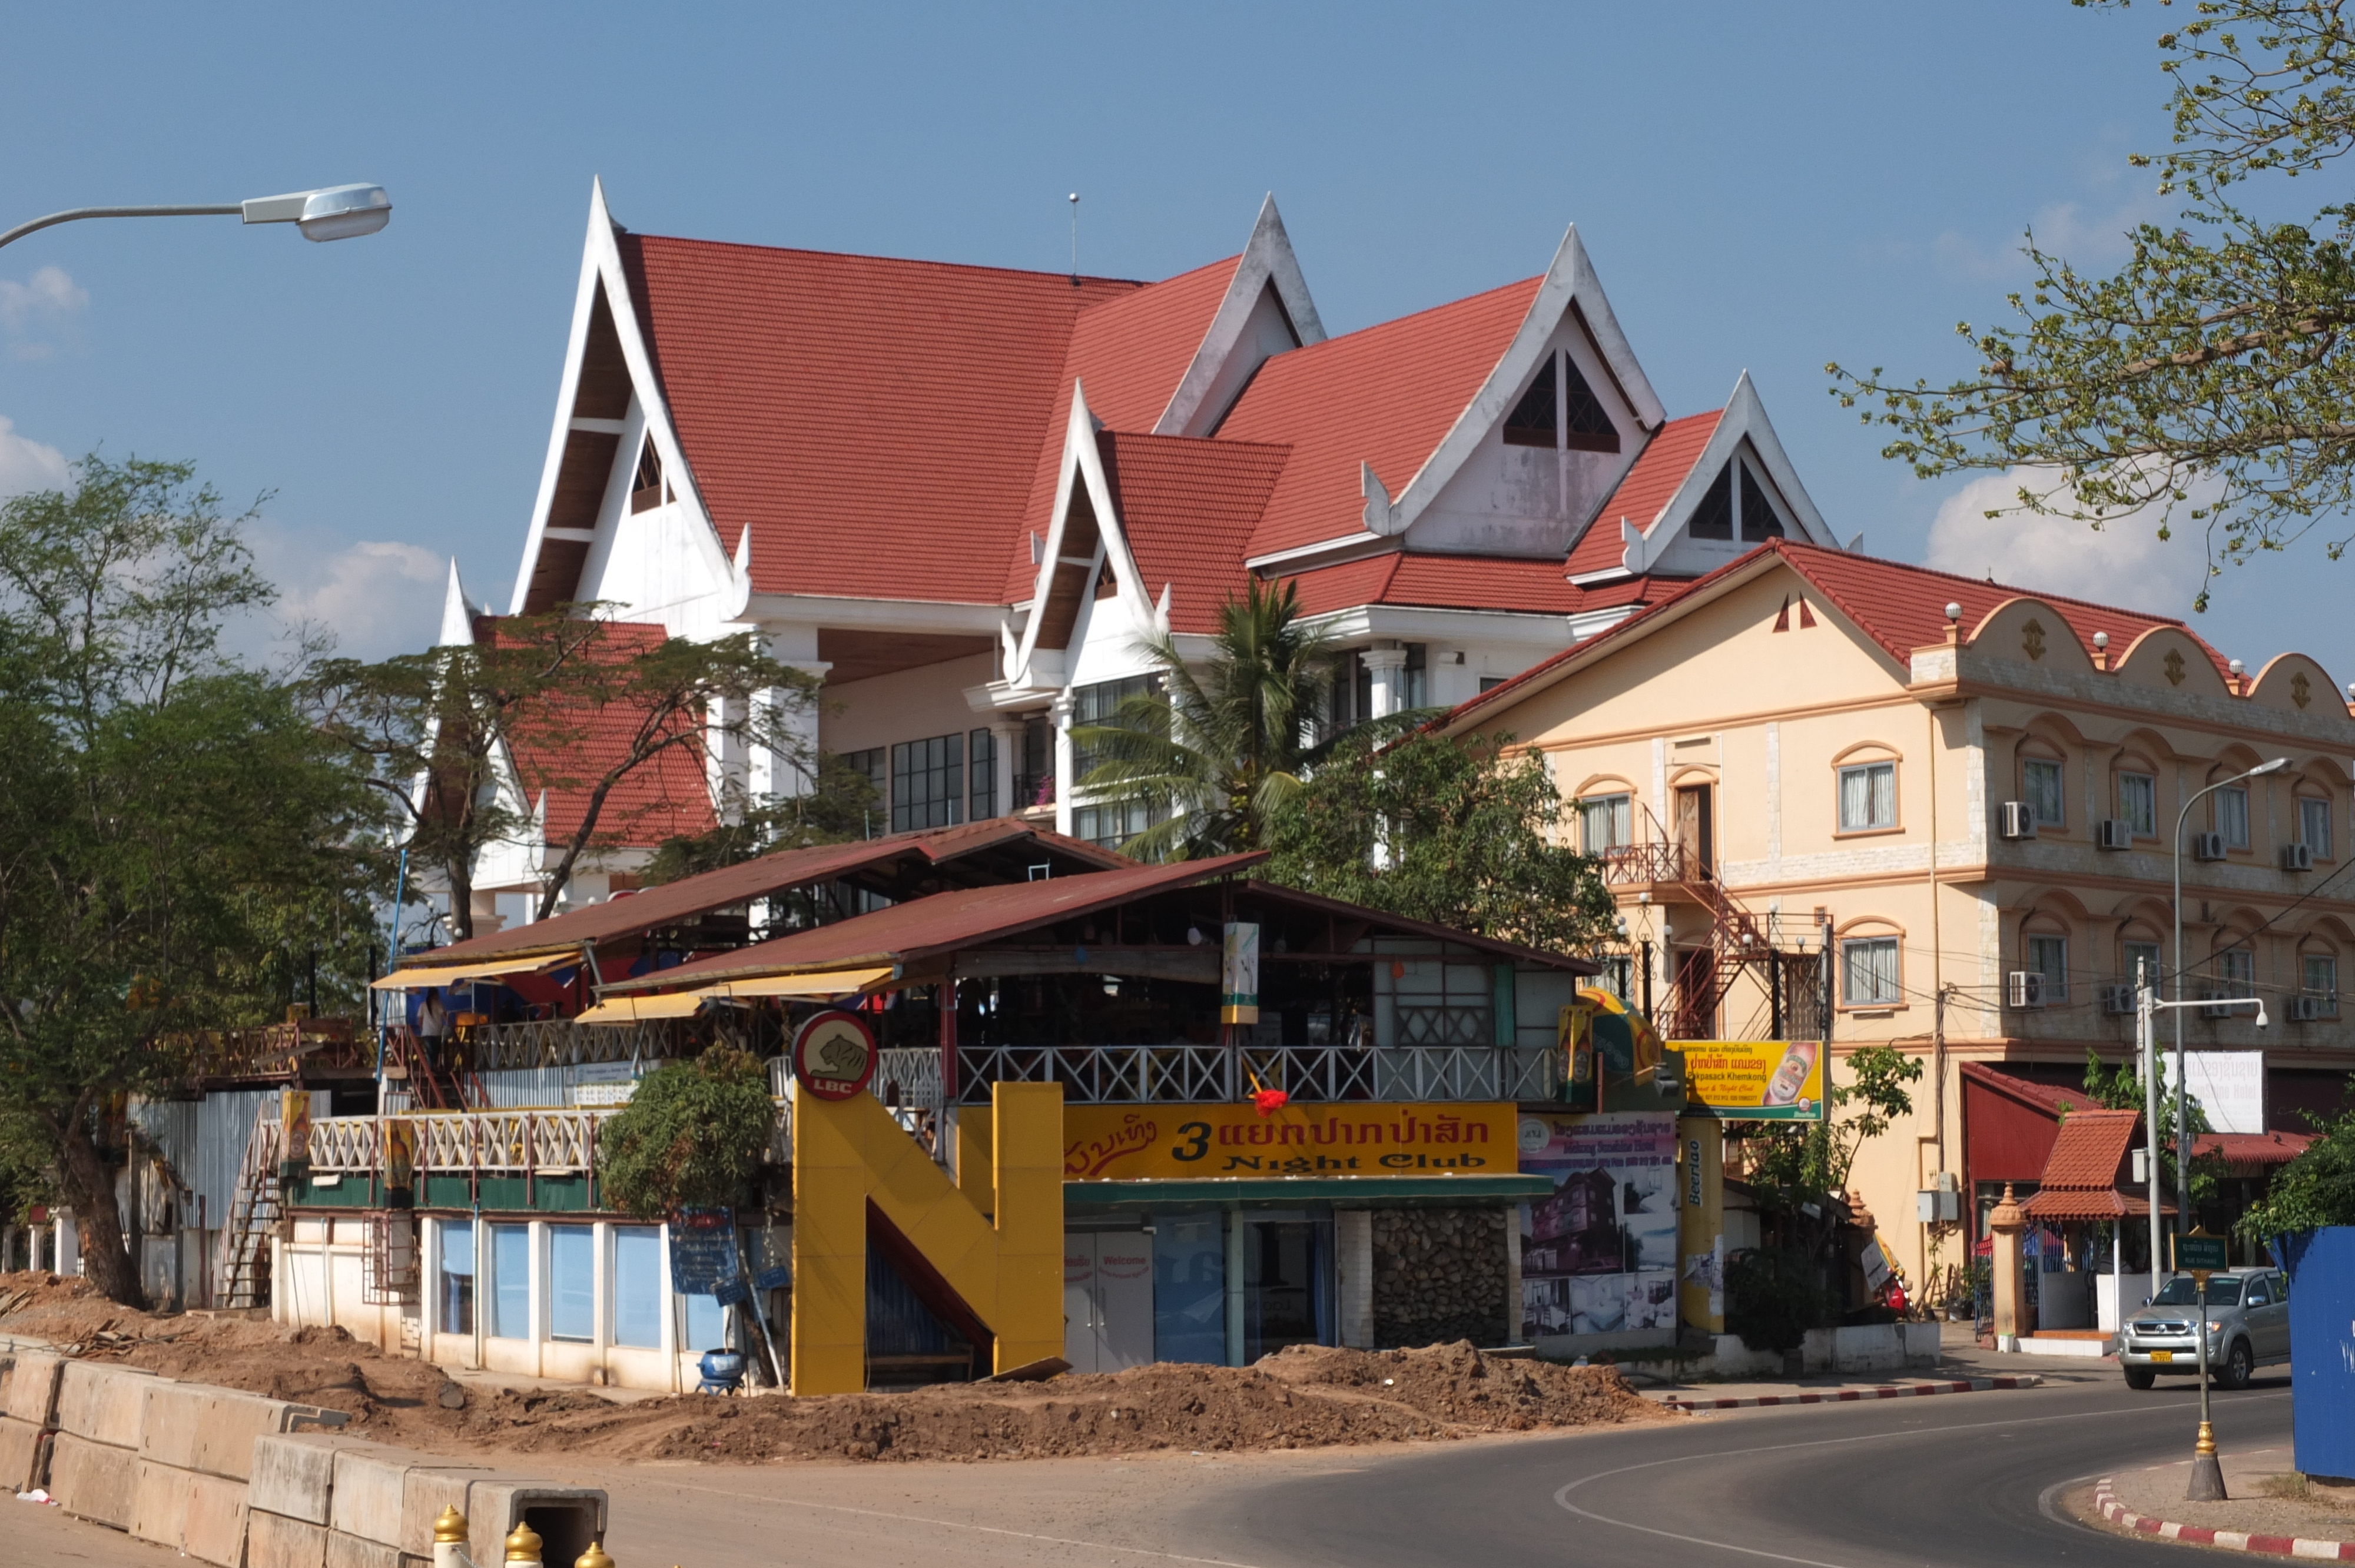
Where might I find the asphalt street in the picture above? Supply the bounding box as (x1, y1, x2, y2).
(1198, 1375, 2298, 1568)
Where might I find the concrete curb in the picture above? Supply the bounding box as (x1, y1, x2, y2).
(2092, 1476, 2355, 1559)
(1653, 1376, 2044, 1410)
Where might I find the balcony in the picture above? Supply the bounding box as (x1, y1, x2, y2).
(1594, 842, 1700, 891)
(811, 1043, 1562, 1110)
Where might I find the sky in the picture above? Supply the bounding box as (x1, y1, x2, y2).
(2, 1, 2347, 677)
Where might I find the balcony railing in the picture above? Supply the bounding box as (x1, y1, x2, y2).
(870, 1043, 1563, 1108)
(303, 1098, 794, 1178)
(1595, 842, 1692, 886)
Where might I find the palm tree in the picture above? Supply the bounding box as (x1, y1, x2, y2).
(1069, 576, 1334, 859)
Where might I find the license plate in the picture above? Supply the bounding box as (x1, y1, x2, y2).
(2150, 1351, 2173, 1363)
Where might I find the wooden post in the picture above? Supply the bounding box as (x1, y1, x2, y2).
(1989, 1182, 2028, 1345)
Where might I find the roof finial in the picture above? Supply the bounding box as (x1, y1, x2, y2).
(1069, 192, 1080, 287)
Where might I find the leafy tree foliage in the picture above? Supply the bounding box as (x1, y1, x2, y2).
(311, 611, 822, 938)
(1069, 576, 1332, 858)
(0, 456, 384, 1304)
(1734, 1045, 1923, 1235)
(2241, 1095, 2355, 1239)
(596, 1045, 775, 1218)
(1262, 727, 1615, 954)
(1832, 2, 2355, 598)
(638, 751, 878, 891)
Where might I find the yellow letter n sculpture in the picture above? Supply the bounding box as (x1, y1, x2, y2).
(790, 1081, 1063, 1394)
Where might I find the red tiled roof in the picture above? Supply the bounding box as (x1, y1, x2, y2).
(1443, 539, 2244, 732)
(2197, 1130, 2316, 1169)
(1100, 432, 1289, 633)
(622, 234, 1141, 606)
(1282, 551, 1596, 618)
(1563, 410, 1722, 577)
(2038, 1108, 2141, 1187)
(1220, 278, 1544, 559)
(1958, 1063, 2101, 1118)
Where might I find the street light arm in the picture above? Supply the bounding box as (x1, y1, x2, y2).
(0, 204, 242, 253)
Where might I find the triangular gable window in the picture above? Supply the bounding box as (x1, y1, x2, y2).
(1503, 356, 1557, 448)
(631, 434, 666, 514)
(1740, 463, 1785, 541)
(1561, 354, 1619, 453)
(1688, 463, 1734, 540)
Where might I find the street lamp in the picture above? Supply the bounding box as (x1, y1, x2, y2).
(0, 184, 392, 253)
(2172, 756, 2287, 1230)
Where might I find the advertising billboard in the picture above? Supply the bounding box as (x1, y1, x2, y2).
(1062, 1102, 1515, 1180)
(1517, 1111, 1679, 1338)
(1681, 1039, 1826, 1121)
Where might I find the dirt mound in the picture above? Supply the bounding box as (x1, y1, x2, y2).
(0, 1273, 1667, 1464)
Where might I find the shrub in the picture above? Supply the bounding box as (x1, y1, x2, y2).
(1726, 1247, 1832, 1354)
(596, 1045, 774, 1219)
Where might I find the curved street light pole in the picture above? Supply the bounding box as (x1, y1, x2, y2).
(2170, 756, 2289, 1237)
(0, 184, 392, 253)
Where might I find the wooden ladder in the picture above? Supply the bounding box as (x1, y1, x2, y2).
(212, 1100, 283, 1310)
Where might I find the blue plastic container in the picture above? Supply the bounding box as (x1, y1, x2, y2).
(696, 1349, 747, 1394)
(2278, 1227, 2355, 1481)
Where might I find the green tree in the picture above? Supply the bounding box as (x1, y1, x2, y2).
(639, 750, 878, 892)
(1262, 727, 1616, 953)
(1068, 576, 1331, 859)
(1734, 1044, 1924, 1251)
(1831, 2, 2355, 600)
(311, 611, 824, 937)
(0, 456, 384, 1305)
(596, 1045, 776, 1218)
(2241, 1094, 2355, 1240)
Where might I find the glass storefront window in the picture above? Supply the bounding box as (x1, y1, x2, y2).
(438, 1220, 474, 1336)
(683, 1291, 727, 1353)
(549, 1225, 593, 1343)
(1151, 1213, 1226, 1365)
(612, 1227, 662, 1348)
(488, 1223, 530, 1340)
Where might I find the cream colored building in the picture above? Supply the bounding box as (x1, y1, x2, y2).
(1442, 539, 2355, 1294)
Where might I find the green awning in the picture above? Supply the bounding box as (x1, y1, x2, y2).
(1063, 1174, 1554, 1209)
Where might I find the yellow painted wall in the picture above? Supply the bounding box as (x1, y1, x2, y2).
(790, 1082, 1064, 1394)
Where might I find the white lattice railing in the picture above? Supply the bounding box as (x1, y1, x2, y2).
(936, 1044, 1558, 1106)
(304, 1100, 793, 1175)
(467, 1019, 689, 1069)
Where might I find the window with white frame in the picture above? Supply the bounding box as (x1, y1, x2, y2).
(2303, 952, 2339, 1005)
(1838, 761, 1896, 832)
(612, 1226, 663, 1349)
(438, 1220, 475, 1336)
(1579, 793, 1631, 855)
(1842, 936, 1900, 1006)
(487, 1222, 529, 1340)
(2023, 758, 2065, 830)
(2214, 947, 2256, 997)
(2026, 934, 2069, 1000)
(2117, 772, 2157, 838)
(2215, 784, 2251, 849)
(2301, 795, 2334, 858)
(549, 1225, 593, 1343)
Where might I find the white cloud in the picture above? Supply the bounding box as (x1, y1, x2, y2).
(0, 415, 69, 499)
(1929, 188, 2170, 283)
(1, 265, 88, 359)
(238, 526, 451, 664)
(1923, 466, 2213, 614)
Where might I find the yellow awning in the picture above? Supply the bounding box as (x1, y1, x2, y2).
(370, 952, 575, 990)
(573, 992, 712, 1025)
(711, 966, 894, 999)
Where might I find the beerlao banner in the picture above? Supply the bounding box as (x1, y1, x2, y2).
(1063, 1102, 1517, 1180)
(1681, 1039, 1826, 1121)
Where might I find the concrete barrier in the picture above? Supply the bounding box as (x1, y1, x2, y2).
(55, 1361, 158, 1449)
(247, 1508, 328, 1568)
(250, 1432, 345, 1524)
(183, 1469, 253, 1568)
(0, 1412, 48, 1492)
(399, 1464, 489, 1556)
(47, 1431, 140, 1529)
(189, 1387, 300, 1481)
(327, 1441, 425, 1549)
(324, 1529, 403, 1568)
(130, 1458, 198, 1550)
(3, 1348, 63, 1426)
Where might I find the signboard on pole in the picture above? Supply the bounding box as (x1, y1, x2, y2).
(668, 1207, 740, 1294)
(2158, 1051, 2266, 1135)
(2174, 1232, 2229, 1274)
(1681, 1040, 1826, 1121)
(1220, 922, 1260, 1024)
(791, 1009, 877, 1101)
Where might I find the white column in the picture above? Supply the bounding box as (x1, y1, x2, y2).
(528, 1220, 547, 1376)
(1362, 645, 1409, 720)
(55, 1210, 78, 1276)
(1052, 692, 1077, 837)
(1335, 1210, 1374, 1349)
(750, 665, 832, 802)
(991, 721, 1021, 819)
(593, 1220, 612, 1383)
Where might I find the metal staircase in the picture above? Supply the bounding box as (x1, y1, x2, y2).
(1597, 804, 1799, 1041)
(212, 1099, 284, 1310)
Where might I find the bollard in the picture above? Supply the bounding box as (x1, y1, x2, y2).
(435, 1506, 479, 1568)
(576, 1546, 615, 1568)
(506, 1521, 545, 1567)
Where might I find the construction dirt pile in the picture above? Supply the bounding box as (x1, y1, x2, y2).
(0, 1271, 1668, 1464)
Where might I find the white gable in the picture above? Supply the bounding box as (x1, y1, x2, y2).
(1618, 373, 1840, 578)
(1157, 194, 1326, 438)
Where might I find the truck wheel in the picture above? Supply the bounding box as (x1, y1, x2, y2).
(2214, 1340, 2254, 1391)
(2123, 1366, 2156, 1390)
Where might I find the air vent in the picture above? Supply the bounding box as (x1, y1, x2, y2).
(2292, 995, 2333, 1022)
(2007, 972, 2047, 1009)
(2099, 983, 2137, 1016)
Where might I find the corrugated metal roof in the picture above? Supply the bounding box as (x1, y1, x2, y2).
(411, 820, 1132, 964)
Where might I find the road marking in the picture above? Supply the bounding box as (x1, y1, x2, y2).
(1554, 1393, 2290, 1566)
(635, 1476, 1275, 1568)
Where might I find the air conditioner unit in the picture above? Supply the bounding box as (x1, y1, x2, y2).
(2008, 971, 2047, 1009)
(2097, 819, 2134, 851)
(2283, 842, 2316, 872)
(2099, 983, 2138, 1016)
(2190, 832, 2228, 861)
(2291, 994, 2333, 1022)
(1999, 802, 2038, 841)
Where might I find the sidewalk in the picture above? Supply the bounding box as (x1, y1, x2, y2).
(2084, 1447, 2355, 1557)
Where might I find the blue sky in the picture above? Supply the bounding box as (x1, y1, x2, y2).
(2, 1, 2346, 678)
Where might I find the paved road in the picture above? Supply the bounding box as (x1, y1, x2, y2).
(1202, 1376, 2297, 1568)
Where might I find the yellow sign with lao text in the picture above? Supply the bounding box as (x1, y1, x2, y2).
(1063, 1102, 1517, 1181)
(1681, 1039, 1826, 1121)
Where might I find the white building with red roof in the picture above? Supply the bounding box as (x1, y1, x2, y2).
(463, 179, 1842, 905)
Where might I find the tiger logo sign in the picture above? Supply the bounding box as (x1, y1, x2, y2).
(791, 1009, 877, 1101)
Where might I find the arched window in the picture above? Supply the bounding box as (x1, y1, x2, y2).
(2022, 913, 2071, 1001)
(2296, 785, 2336, 860)
(2020, 743, 2067, 832)
(1833, 744, 1900, 835)
(1838, 921, 1904, 1009)
(2113, 754, 2158, 839)
(2298, 939, 2340, 1015)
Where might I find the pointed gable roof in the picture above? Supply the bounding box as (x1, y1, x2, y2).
(1564, 410, 1721, 577)
(619, 232, 1142, 606)
(1063, 256, 1242, 433)
(1219, 277, 1545, 560)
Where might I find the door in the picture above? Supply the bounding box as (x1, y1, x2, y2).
(2248, 1272, 2291, 1361)
(1243, 1218, 1333, 1361)
(1063, 1231, 1155, 1372)
(1674, 786, 1713, 879)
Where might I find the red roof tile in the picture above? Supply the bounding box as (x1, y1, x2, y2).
(2196, 1130, 2316, 1169)
(1219, 278, 1544, 559)
(2037, 1108, 2142, 1187)
(1099, 433, 1289, 633)
(622, 234, 1142, 606)
(1563, 410, 1721, 577)
(1281, 551, 1599, 618)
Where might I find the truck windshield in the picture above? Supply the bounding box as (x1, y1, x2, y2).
(2151, 1277, 2243, 1306)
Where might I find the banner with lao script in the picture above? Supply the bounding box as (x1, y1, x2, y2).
(1681, 1039, 1826, 1121)
(1062, 1102, 1516, 1180)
